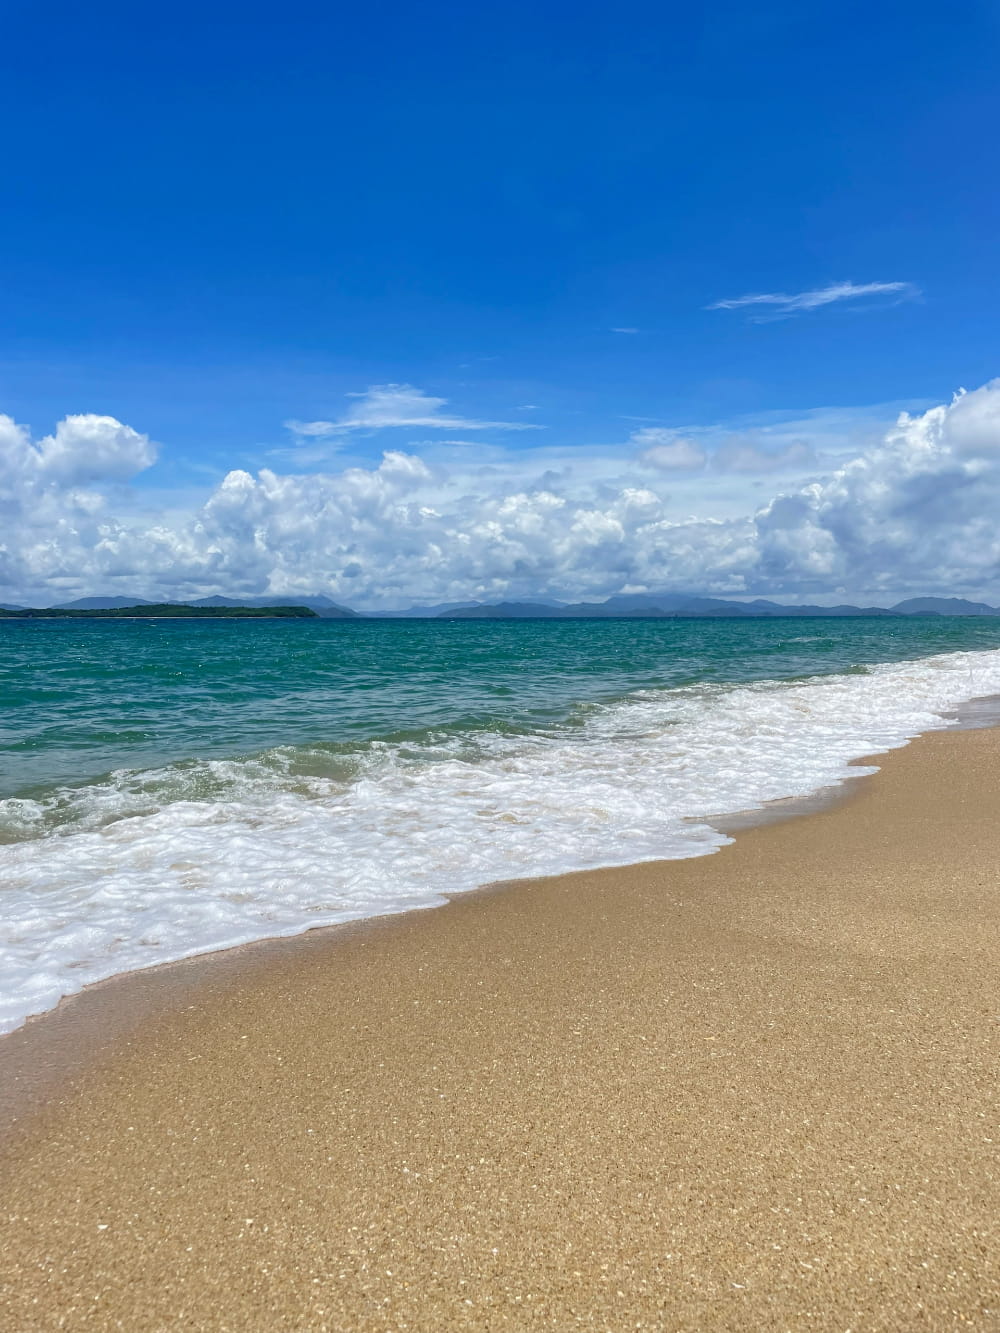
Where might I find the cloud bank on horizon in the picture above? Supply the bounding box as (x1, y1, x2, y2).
(3, 379, 1000, 609)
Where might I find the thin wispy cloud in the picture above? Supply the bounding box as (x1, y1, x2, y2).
(285, 384, 543, 438)
(708, 280, 920, 321)
(610, 327, 640, 334)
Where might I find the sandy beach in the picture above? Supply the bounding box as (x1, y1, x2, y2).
(1, 725, 998, 1332)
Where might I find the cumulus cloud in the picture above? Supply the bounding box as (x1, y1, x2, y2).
(708, 280, 919, 321)
(940, 380, 1000, 456)
(1, 413, 156, 488)
(0, 413, 158, 600)
(284, 384, 543, 438)
(3, 383, 1000, 608)
(38, 415, 157, 482)
(752, 386, 1000, 593)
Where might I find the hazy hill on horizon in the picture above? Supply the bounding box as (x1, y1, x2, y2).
(4, 591, 999, 620)
(53, 596, 157, 610)
(891, 597, 1000, 615)
(437, 594, 1000, 620)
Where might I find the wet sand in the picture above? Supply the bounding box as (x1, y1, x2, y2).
(1, 726, 998, 1331)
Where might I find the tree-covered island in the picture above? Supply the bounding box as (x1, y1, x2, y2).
(0, 604, 318, 619)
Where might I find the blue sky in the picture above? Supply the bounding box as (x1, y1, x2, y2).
(3, 0, 1000, 605)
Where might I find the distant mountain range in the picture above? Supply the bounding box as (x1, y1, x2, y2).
(2, 593, 999, 619)
(435, 594, 1000, 619)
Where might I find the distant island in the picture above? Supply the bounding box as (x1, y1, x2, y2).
(0, 604, 318, 620)
(1, 594, 999, 621)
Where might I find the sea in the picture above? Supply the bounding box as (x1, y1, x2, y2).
(3, 614, 1000, 1036)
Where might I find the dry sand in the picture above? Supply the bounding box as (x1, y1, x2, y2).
(1, 726, 999, 1332)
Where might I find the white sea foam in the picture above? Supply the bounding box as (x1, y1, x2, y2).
(2, 647, 999, 1035)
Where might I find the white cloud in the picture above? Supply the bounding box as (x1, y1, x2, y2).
(631, 427, 815, 475)
(39, 415, 157, 483)
(0, 413, 158, 600)
(939, 379, 1000, 456)
(610, 327, 639, 334)
(633, 429, 707, 471)
(284, 384, 543, 437)
(283, 420, 343, 438)
(4, 383, 1000, 608)
(752, 388, 1000, 593)
(708, 280, 920, 321)
(711, 438, 815, 473)
(1, 413, 156, 488)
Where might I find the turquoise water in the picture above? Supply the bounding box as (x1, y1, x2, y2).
(4, 613, 1000, 1035)
(6, 615, 1000, 802)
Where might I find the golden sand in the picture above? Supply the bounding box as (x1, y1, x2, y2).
(1, 727, 999, 1331)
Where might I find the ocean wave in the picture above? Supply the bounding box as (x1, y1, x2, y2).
(2, 647, 999, 1035)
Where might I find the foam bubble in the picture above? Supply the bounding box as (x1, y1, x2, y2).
(2, 648, 999, 1034)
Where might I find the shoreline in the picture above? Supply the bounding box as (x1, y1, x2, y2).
(4, 690, 999, 1109)
(0, 740, 928, 1133)
(2, 725, 999, 1329)
(1, 763, 875, 1138)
